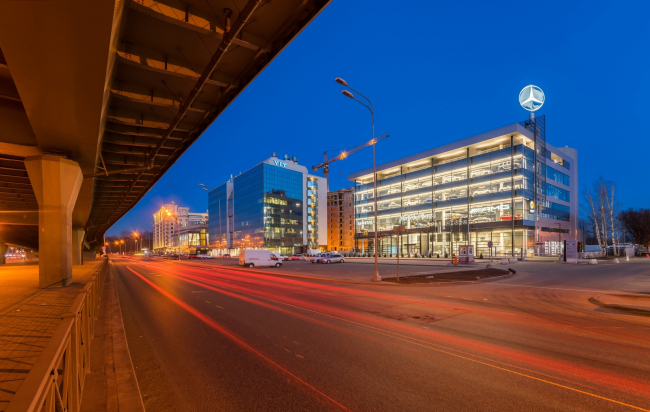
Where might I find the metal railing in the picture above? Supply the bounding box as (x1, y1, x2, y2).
(6, 261, 106, 412)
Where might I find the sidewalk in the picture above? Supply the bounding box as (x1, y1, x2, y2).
(0, 260, 103, 411)
(589, 293, 650, 316)
(80, 265, 144, 412)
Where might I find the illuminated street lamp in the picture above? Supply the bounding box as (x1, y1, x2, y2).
(336, 77, 381, 282)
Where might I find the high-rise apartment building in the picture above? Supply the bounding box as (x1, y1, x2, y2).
(153, 202, 208, 253)
(327, 188, 355, 251)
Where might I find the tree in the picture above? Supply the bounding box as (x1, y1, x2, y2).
(582, 177, 620, 254)
(619, 209, 650, 247)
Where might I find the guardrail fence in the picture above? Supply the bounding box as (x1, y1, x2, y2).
(6, 260, 107, 412)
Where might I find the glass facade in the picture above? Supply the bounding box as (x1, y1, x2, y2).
(352, 115, 574, 258)
(208, 185, 228, 252)
(262, 164, 304, 254)
(546, 166, 570, 186)
(233, 164, 264, 249)
(208, 160, 313, 255)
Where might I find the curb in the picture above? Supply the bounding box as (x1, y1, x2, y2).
(383, 270, 516, 287)
(588, 295, 650, 317)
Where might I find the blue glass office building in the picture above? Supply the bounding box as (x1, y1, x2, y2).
(348, 116, 578, 258)
(208, 155, 327, 255)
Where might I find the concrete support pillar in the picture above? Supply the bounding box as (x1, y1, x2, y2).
(72, 228, 85, 265)
(0, 244, 7, 264)
(24, 155, 83, 288)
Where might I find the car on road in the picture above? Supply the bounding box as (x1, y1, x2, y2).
(239, 249, 281, 268)
(198, 254, 213, 259)
(319, 254, 344, 264)
(164, 254, 180, 260)
(290, 254, 305, 260)
(221, 254, 231, 258)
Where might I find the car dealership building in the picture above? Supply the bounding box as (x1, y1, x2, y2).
(348, 116, 578, 258)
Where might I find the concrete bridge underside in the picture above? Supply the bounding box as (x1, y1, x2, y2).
(0, 0, 329, 287)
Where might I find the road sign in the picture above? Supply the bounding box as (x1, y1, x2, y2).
(487, 241, 493, 248)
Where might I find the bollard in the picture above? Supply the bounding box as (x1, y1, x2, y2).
(613, 258, 619, 264)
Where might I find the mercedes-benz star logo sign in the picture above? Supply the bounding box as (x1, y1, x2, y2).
(519, 85, 545, 112)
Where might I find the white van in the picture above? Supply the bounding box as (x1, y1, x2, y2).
(239, 249, 282, 268)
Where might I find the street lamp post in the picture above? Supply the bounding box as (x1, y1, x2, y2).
(336, 77, 381, 282)
(200, 183, 222, 264)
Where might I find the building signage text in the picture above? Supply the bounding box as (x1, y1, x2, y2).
(401, 213, 433, 222)
(273, 160, 288, 168)
(469, 204, 510, 214)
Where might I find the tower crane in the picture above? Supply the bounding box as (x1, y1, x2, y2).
(311, 133, 389, 180)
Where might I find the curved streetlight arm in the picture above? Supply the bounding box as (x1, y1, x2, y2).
(337, 79, 381, 281)
(348, 96, 373, 117)
(346, 85, 374, 113)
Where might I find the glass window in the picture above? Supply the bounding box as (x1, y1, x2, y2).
(546, 166, 570, 186)
(545, 183, 570, 202)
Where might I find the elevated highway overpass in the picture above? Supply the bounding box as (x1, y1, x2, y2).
(0, 0, 329, 287)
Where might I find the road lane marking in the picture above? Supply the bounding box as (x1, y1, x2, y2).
(191, 291, 208, 293)
(228, 286, 650, 410)
(125, 266, 348, 410)
(127, 262, 650, 410)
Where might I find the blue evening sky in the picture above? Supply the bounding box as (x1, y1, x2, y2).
(107, 0, 650, 236)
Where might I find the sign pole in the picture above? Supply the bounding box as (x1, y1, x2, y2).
(393, 225, 405, 283)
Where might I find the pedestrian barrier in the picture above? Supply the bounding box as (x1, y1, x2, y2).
(5, 260, 106, 412)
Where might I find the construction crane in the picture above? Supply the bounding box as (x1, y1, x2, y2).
(311, 133, 389, 180)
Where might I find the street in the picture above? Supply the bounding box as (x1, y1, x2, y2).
(111, 257, 650, 411)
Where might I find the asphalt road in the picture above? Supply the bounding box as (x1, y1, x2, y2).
(111, 257, 650, 411)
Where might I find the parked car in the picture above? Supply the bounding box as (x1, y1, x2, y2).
(320, 254, 345, 264)
(271, 253, 289, 261)
(499, 215, 522, 221)
(471, 169, 491, 178)
(310, 252, 334, 263)
(470, 216, 493, 224)
(198, 254, 213, 259)
(239, 249, 281, 268)
(472, 188, 492, 197)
